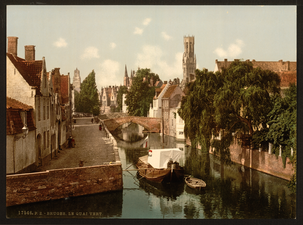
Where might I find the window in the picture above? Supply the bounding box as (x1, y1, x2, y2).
(179, 131, 184, 135)
(47, 105, 49, 119)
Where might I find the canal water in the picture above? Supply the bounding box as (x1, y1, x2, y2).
(6, 123, 296, 219)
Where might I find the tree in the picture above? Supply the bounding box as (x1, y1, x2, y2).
(116, 85, 128, 112)
(74, 90, 81, 112)
(265, 84, 296, 191)
(77, 70, 100, 115)
(125, 68, 160, 117)
(178, 69, 224, 155)
(214, 61, 281, 138)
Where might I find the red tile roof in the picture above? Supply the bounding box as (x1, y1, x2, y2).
(7, 53, 43, 95)
(6, 97, 33, 111)
(162, 85, 178, 98)
(154, 84, 167, 99)
(6, 97, 36, 135)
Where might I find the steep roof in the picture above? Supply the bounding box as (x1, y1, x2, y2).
(162, 85, 178, 98)
(6, 97, 33, 111)
(154, 84, 167, 99)
(6, 97, 36, 135)
(7, 53, 43, 95)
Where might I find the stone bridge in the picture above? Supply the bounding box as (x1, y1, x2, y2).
(102, 116, 161, 133)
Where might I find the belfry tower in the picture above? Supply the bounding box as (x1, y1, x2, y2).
(73, 68, 81, 93)
(182, 36, 196, 84)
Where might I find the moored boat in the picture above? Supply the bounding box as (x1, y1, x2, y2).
(136, 148, 184, 183)
(185, 176, 206, 189)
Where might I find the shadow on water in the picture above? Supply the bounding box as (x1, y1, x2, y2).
(6, 190, 123, 218)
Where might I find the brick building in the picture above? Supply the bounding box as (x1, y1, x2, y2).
(214, 59, 297, 91)
(6, 36, 72, 174)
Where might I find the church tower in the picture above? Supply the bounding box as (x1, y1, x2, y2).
(123, 65, 129, 87)
(182, 36, 196, 84)
(73, 68, 81, 93)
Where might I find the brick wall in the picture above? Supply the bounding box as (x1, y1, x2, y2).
(6, 164, 123, 206)
(228, 141, 294, 180)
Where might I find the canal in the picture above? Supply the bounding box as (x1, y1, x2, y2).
(7, 123, 296, 219)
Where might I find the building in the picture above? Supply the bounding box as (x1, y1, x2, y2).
(6, 97, 36, 174)
(180, 36, 197, 90)
(6, 36, 72, 173)
(6, 36, 52, 169)
(73, 68, 81, 93)
(123, 65, 136, 89)
(148, 81, 186, 140)
(214, 59, 297, 90)
(100, 85, 120, 113)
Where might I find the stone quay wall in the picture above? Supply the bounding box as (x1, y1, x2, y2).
(227, 141, 294, 181)
(6, 164, 123, 207)
(186, 137, 294, 181)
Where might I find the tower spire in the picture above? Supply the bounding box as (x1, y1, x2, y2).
(125, 65, 128, 77)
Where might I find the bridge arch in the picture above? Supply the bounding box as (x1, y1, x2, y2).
(103, 116, 161, 133)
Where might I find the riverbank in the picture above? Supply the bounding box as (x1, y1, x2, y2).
(6, 117, 122, 207)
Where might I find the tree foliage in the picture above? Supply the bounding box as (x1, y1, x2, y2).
(178, 69, 223, 152)
(75, 70, 100, 115)
(125, 68, 160, 117)
(116, 85, 128, 112)
(179, 61, 281, 161)
(214, 61, 281, 137)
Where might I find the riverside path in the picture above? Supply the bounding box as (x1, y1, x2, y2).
(38, 117, 116, 171)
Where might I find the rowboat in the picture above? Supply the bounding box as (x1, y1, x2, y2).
(136, 148, 184, 183)
(185, 176, 206, 189)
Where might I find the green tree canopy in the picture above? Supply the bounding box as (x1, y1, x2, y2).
(214, 61, 281, 137)
(178, 69, 224, 153)
(76, 70, 100, 116)
(125, 68, 160, 117)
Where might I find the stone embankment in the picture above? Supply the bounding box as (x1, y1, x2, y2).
(6, 117, 122, 206)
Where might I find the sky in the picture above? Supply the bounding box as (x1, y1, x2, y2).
(7, 5, 296, 89)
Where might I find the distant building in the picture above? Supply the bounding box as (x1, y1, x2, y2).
(100, 85, 120, 113)
(123, 65, 138, 89)
(148, 81, 185, 140)
(180, 36, 196, 90)
(214, 59, 297, 90)
(73, 68, 81, 93)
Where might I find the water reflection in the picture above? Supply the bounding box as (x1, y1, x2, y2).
(6, 127, 296, 219)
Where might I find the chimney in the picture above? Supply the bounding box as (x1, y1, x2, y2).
(25, 45, 35, 61)
(7, 36, 18, 56)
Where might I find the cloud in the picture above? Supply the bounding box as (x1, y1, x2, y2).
(161, 32, 172, 41)
(53, 38, 67, 48)
(213, 39, 245, 58)
(110, 42, 116, 49)
(134, 27, 143, 35)
(81, 47, 100, 59)
(135, 45, 183, 80)
(143, 18, 151, 26)
(97, 59, 120, 87)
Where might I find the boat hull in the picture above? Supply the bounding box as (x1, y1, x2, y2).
(136, 155, 184, 183)
(185, 177, 206, 189)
